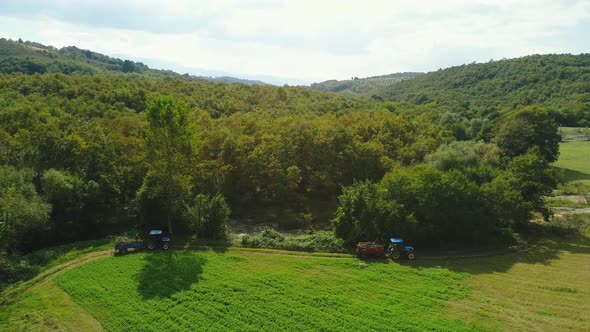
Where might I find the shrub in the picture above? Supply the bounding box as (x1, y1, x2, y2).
(0, 256, 38, 289)
(241, 227, 285, 248)
(542, 213, 590, 236)
(241, 228, 345, 253)
(283, 231, 346, 252)
(185, 194, 231, 239)
(332, 180, 406, 245)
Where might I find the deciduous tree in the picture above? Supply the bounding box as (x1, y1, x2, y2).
(136, 96, 195, 234)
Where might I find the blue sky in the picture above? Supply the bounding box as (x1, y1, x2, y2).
(0, 0, 589, 85)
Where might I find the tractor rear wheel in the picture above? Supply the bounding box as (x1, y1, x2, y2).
(391, 251, 401, 260)
(147, 242, 155, 250)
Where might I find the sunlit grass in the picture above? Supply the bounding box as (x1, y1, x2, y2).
(553, 142, 590, 182)
(0, 281, 102, 331)
(546, 197, 588, 209)
(3, 237, 589, 331)
(55, 251, 474, 331)
(449, 249, 590, 331)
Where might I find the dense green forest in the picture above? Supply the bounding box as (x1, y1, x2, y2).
(314, 55, 590, 127)
(0, 39, 575, 280)
(378, 54, 590, 127)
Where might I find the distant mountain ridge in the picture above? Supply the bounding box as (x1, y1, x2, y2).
(310, 72, 423, 95)
(196, 75, 268, 86)
(0, 37, 270, 85)
(2, 37, 588, 127)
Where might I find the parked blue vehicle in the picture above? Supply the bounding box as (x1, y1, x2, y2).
(114, 241, 144, 255)
(146, 230, 171, 250)
(387, 238, 415, 260)
(114, 230, 171, 255)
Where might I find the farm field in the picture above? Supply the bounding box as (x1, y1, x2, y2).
(553, 141, 590, 183)
(2, 238, 589, 332)
(550, 141, 590, 211)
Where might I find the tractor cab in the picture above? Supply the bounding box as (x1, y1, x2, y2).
(147, 230, 170, 250)
(388, 238, 415, 260)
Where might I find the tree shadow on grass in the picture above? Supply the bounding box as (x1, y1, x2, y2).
(137, 251, 207, 299)
(196, 237, 232, 254)
(397, 234, 590, 275)
(553, 167, 590, 182)
(173, 236, 231, 254)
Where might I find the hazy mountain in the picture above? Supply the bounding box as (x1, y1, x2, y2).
(0, 37, 270, 85)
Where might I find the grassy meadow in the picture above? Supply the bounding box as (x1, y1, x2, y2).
(552, 141, 590, 203)
(54, 252, 473, 331)
(549, 140, 590, 237)
(553, 141, 590, 180)
(2, 239, 589, 332)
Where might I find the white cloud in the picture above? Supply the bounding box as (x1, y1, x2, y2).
(0, 0, 589, 84)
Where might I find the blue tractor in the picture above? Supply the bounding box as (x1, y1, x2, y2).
(387, 238, 415, 260)
(146, 230, 171, 250)
(114, 230, 170, 255)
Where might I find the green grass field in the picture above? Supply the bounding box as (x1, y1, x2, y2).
(2, 238, 589, 331)
(55, 252, 473, 331)
(552, 141, 590, 197)
(553, 141, 590, 179)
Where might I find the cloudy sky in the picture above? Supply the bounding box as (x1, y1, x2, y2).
(0, 0, 589, 85)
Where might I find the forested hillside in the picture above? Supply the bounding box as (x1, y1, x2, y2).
(310, 72, 422, 95)
(0, 38, 267, 85)
(378, 54, 590, 126)
(0, 38, 178, 77)
(0, 40, 566, 282)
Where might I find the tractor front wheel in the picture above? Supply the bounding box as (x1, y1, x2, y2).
(407, 252, 415, 260)
(162, 244, 169, 250)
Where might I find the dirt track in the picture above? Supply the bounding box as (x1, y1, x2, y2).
(1, 250, 112, 305)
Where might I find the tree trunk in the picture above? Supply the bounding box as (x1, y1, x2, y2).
(167, 211, 174, 234)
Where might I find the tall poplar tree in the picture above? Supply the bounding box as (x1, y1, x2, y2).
(137, 96, 194, 234)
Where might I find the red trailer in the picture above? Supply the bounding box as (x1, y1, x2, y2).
(356, 241, 385, 258)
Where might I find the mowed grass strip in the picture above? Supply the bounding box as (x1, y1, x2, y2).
(0, 280, 103, 331)
(55, 251, 474, 331)
(449, 248, 590, 331)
